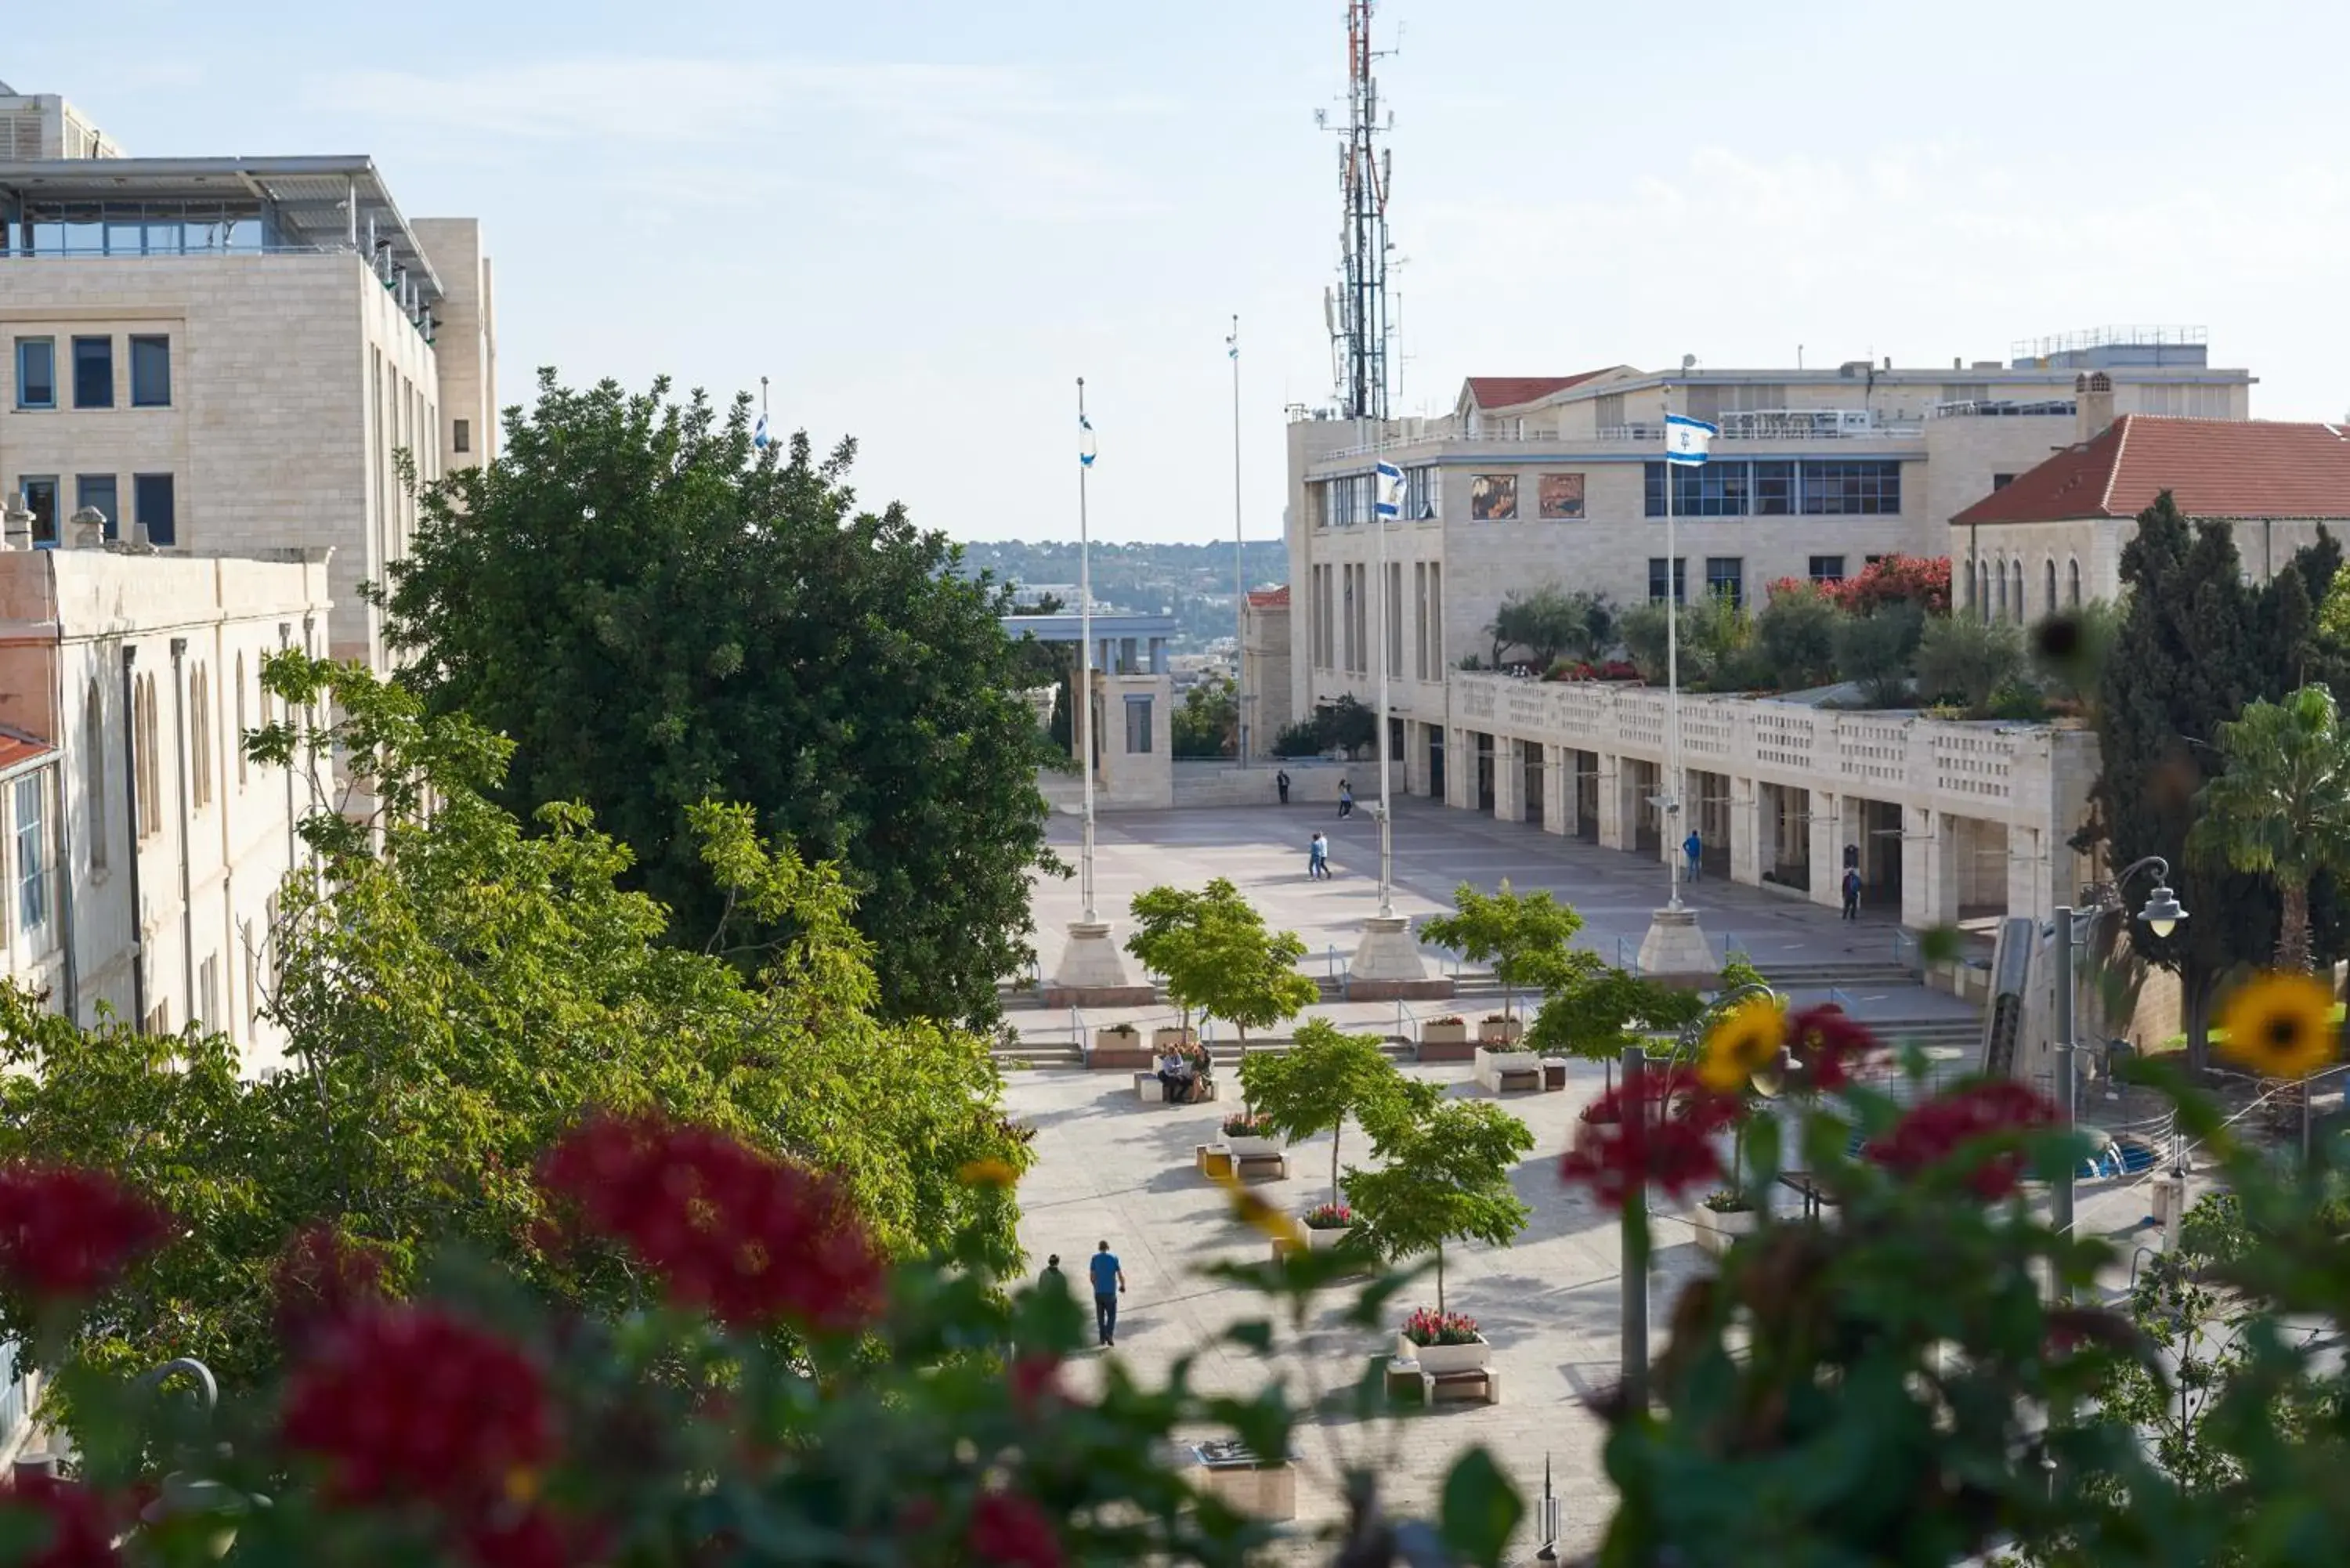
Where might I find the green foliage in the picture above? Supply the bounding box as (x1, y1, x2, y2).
(1618, 594, 1750, 688)
(1914, 613, 2027, 710)
(2032, 599, 2121, 704)
(2189, 685, 2350, 970)
(1833, 599, 1926, 704)
(1238, 1020, 1420, 1204)
(1753, 581, 1844, 689)
(0, 654, 1028, 1388)
(1315, 694, 1379, 759)
(1417, 880, 1584, 1023)
(1123, 878, 1317, 1046)
(1343, 1099, 1534, 1313)
(1488, 584, 1615, 669)
(1524, 957, 1708, 1063)
(381, 371, 1054, 1025)
(1172, 676, 1238, 759)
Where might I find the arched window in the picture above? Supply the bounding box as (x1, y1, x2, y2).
(2044, 558, 2058, 617)
(2011, 561, 2025, 623)
(83, 684, 106, 871)
(135, 674, 160, 839)
(234, 652, 248, 787)
(190, 665, 212, 811)
(1994, 558, 2008, 620)
(2068, 558, 2081, 607)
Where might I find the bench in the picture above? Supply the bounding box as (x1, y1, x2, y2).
(1134, 1071, 1218, 1103)
(1495, 1067, 1542, 1094)
(1234, 1151, 1288, 1183)
(1383, 1360, 1502, 1406)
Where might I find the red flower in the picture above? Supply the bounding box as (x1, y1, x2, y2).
(1008, 1353, 1062, 1416)
(1560, 1071, 1741, 1209)
(1866, 1081, 2059, 1199)
(463, 1505, 606, 1568)
(281, 1304, 552, 1511)
(269, 1224, 388, 1350)
(0, 1476, 118, 1568)
(0, 1163, 167, 1303)
(1785, 1004, 1878, 1091)
(967, 1493, 1064, 1568)
(539, 1112, 884, 1333)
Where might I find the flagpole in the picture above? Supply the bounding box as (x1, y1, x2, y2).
(1665, 383, 1683, 914)
(1077, 376, 1098, 926)
(1230, 315, 1249, 768)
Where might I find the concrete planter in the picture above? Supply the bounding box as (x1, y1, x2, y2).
(1477, 1018, 1523, 1046)
(1091, 1028, 1150, 1071)
(1396, 1334, 1491, 1376)
(1152, 1025, 1198, 1050)
(1222, 1136, 1282, 1161)
(1274, 1224, 1362, 1264)
(1473, 1046, 1541, 1093)
(1693, 1202, 1757, 1258)
(1418, 1021, 1474, 1061)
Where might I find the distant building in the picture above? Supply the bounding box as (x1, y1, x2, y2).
(0, 81, 494, 672)
(1240, 586, 1291, 759)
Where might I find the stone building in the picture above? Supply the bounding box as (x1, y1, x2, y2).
(1239, 585, 1291, 759)
(0, 82, 494, 671)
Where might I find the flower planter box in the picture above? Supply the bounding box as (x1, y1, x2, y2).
(1273, 1224, 1364, 1265)
(1395, 1334, 1491, 1376)
(1090, 1029, 1152, 1071)
(1693, 1203, 1757, 1258)
(1477, 1018, 1523, 1046)
(1221, 1136, 1282, 1161)
(1151, 1026, 1198, 1050)
(1417, 1021, 1474, 1062)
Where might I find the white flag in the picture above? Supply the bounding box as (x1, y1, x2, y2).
(1079, 413, 1097, 468)
(753, 412, 770, 451)
(1664, 413, 1716, 466)
(1374, 460, 1405, 518)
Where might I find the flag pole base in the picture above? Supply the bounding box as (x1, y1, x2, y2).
(1347, 915, 1452, 1001)
(1045, 921, 1151, 1008)
(1635, 905, 1719, 991)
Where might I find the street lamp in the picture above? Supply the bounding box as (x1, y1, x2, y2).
(2051, 855, 2186, 1298)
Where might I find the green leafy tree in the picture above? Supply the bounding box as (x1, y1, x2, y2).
(1914, 613, 2026, 711)
(2188, 685, 2350, 972)
(1488, 585, 1615, 669)
(1753, 581, 1845, 689)
(1524, 958, 1708, 1067)
(1123, 878, 1318, 1051)
(1832, 599, 1926, 705)
(1315, 695, 1379, 761)
(1618, 594, 1748, 689)
(1342, 1100, 1534, 1313)
(0, 653, 1028, 1387)
(1417, 880, 1584, 1024)
(1238, 1020, 1423, 1204)
(381, 371, 1054, 1025)
(1172, 677, 1238, 759)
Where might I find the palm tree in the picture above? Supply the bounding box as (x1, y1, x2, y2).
(2188, 685, 2350, 971)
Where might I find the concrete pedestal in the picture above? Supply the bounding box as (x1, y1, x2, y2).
(1347, 914, 1454, 1001)
(1635, 905, 1719, 990)
(1043, 921, 1154, 1008)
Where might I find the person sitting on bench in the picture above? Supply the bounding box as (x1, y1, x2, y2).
(1155, 1047, 1199, 1104)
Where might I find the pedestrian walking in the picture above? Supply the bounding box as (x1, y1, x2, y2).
(1307, 831, 1331, 880)
(1089, 1240, 1126, 1347)
(1683, 828, 1703, 883)
(1842, 867, 1863, 922)
(1338, 780, 1354, 818)
(1040, 1254, 1068, 1292)
(1275, 768, 1291, 805)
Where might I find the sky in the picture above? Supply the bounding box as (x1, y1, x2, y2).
(9, 2, 2350, 544)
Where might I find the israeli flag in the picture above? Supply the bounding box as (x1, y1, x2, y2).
(1079, 413, 1097, 468)
(1664, 413, 1717, 466)
(753, 412, 770, 451)
(1374, 460, 1405, 518)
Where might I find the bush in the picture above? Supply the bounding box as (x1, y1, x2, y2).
(1754, 581, 1845, 688)
(1618, 596, 1748, 688)
(1833, 601, 1925, 704)
(1271, 720, 1324, 758)
(1913, 614, 2026, 710)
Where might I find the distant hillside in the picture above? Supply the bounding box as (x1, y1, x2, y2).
(955, 540, 1289, 652)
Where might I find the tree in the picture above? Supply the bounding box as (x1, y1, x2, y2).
(1914, 614, 2026, 711)
(2088, 495, 2346, 1065)
(1753, 581, 1844, 690)
(1171, 677, 1238, 759)
(1123, 878, 1318, 1050)
(382, 372, 1055, 1025)
(1342, 1099, 1534, 1313)
(0, 654, 1029, 1387)
(1315, 695, 1379, 761)
(1488, 585, 1614, 670)
(1816, 553, 1951, 617)
(1524, 958, 1707, 1069)
(1618, 596, 1748, 688)
(1417, 880, 1584, 1024)
(2188, 685, 2350, 971)
(1239, 1020, 1422, 1205)
(1832, 599, 1925, 705)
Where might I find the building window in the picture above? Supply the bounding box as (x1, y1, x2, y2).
(1705, 557, 1745, 608)
(70, 336, 113, 409)
(1991, 473, 2016, 491)
(128, 335, 172, 407)
(198, 955, 219, 1034)
(2010, 561, 2025, 623)
(190, 664, 212, 811)
(1643, 458, 1901, 517)
(2044, 559, 2058, 618)
(17, 478, 57, 547)
(1124, 695, 1153, 754)
(13, 338, 54, 410)
(83, 685, 106, 872)
(1798, 460, 1902, 515)
(454, 417, 472, 454)
(1807, 555, 1846, 583)
(134, 474, 176, 547)
(1647, 557, 1688, 603)
(14, 775, 47, 938)
(1752, 461, 1795, 516)
(1403, 465, 1436, 520)
(1643, 462, 1749, 518)
(2068, 558, 2082, 607)
(75, 475, 119, 539)
(1865, 555, 1885, 565)
(135, 674, 161, 839)
(235, 653, 248, 786)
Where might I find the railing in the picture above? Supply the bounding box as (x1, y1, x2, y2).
(1598, 417, 1923, 443)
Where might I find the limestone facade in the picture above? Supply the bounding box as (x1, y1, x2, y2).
(1239, 587, 1291, 760)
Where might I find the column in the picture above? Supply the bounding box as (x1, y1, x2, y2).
(1729, 775, 1761, 887)
(1494, 738, 1525, 823)
(1405, 721, 1431, 798)
(2008, 824, 2051, 923)
(1597, 753, 1631, 851)
(1447, 726, 1477, 811)
(1809, 790, 1844, 911)
(1542, 743, 1571, 836)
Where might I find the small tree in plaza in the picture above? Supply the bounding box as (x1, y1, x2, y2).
(1125, 878, 1318, 1051)
(1342, 1098, 1534, 1313)
(1240, 1019, 1423, 1205)
(1418, 880, 1584, 1024)
(2187, 684, 2350, 972)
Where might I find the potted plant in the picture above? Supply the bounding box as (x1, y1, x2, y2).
(1091, 1021, 1150, 1070)
(1345, 1097, 1532, 1357)
(1693, 1188, 1758, 1257)
(1151, 1023, 1198, 1050)
(1220, 1111, 1281, 1160)
(1477, 1012, 1523, 1046)
(1396, 1306, 1491, 1375)
(1417, 1014, 1472, 1061)
(1302, 1201, 1357, 1252)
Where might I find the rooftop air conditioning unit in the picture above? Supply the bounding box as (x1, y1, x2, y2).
(1838, 360, 1871, 378)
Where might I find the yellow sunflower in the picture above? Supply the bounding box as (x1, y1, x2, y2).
(956, 1158, 1020, 1190)
(2216, 970, 2337, 1080)
(1698, 995, 1787, 1093)
(1208, 1165, 1307, 1248)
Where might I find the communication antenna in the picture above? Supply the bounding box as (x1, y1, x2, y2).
(1323, 0, 1397, 421)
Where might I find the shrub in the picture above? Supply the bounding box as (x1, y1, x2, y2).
(1427, 1014, 1465, 1027)
(1833, 601, 1925, 704)
(1401, 1306, 1482, 1346)
(1985, 681, 2050, 721)
(1702, 1188, 1755, 1213)
(1823, 554, 1951, 616)
(1303, 1202, 1354, 1230)
(1621, 597, 1748, 687)
(1913, 613, 2026, 710)
(1271, 720, 1323, 758)
(1220, 1111, 1275, 1140)
(1754, 581, 1845, 688)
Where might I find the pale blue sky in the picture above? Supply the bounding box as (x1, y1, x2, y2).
(10, 2, 2348, 543)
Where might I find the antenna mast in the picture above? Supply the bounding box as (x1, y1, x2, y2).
(1326, 0, 1394, 421)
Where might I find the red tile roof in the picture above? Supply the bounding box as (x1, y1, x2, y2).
(1953, 416, 2350, 526)
(0, 732, 51, 775)
(1246, 586, 1290, 609)
(1463, 369, 1614, 410)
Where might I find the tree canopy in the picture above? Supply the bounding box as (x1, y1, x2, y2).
(1417, 880, 1584, 1023)
(1342, 1098, 1534, 1313)
(381, 372, 1054, 1024)
(1487, 585, 1614, 670)
(1238, 1020, 1423, 1205)
(0, 655, 1028, 1388)
(1124, 878, 1318, 1047)
(2188, 685, 2350, 972)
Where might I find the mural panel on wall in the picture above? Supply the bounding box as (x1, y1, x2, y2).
(1538, 472, 1586, 519)
(1470, 474, 1518, 521)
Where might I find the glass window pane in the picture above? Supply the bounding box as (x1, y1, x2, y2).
(71, 337, 112, 408)
(129, 337, 170, 407)
(13, 339, 54, 409)
(134, 474, 175, 547)
(16, 775, 45, 934)
(106, 219, 144, 255)
(75, 475, 118, 538)
(225, 218, 262, 251)
(18, 479, 57, 547)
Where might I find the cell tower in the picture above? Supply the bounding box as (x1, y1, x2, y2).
(1320, 0, 1394, 421)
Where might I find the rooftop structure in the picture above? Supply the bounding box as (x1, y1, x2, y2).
(0, 83, 118, 161)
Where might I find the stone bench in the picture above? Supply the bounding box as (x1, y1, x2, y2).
(1383, 1360, 1502, 1406)
(1134, 1072, 1218, 1104)
(1235, 1151, 1288, 1183)
(1494, 1068, 1542, 1095)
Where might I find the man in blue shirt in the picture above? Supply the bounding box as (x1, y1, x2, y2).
(1088, 1239, 1126, 1346)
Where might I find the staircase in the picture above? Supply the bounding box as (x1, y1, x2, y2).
(989, 1029, 1416, 1070)
(1754, 959, 1919, 991)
